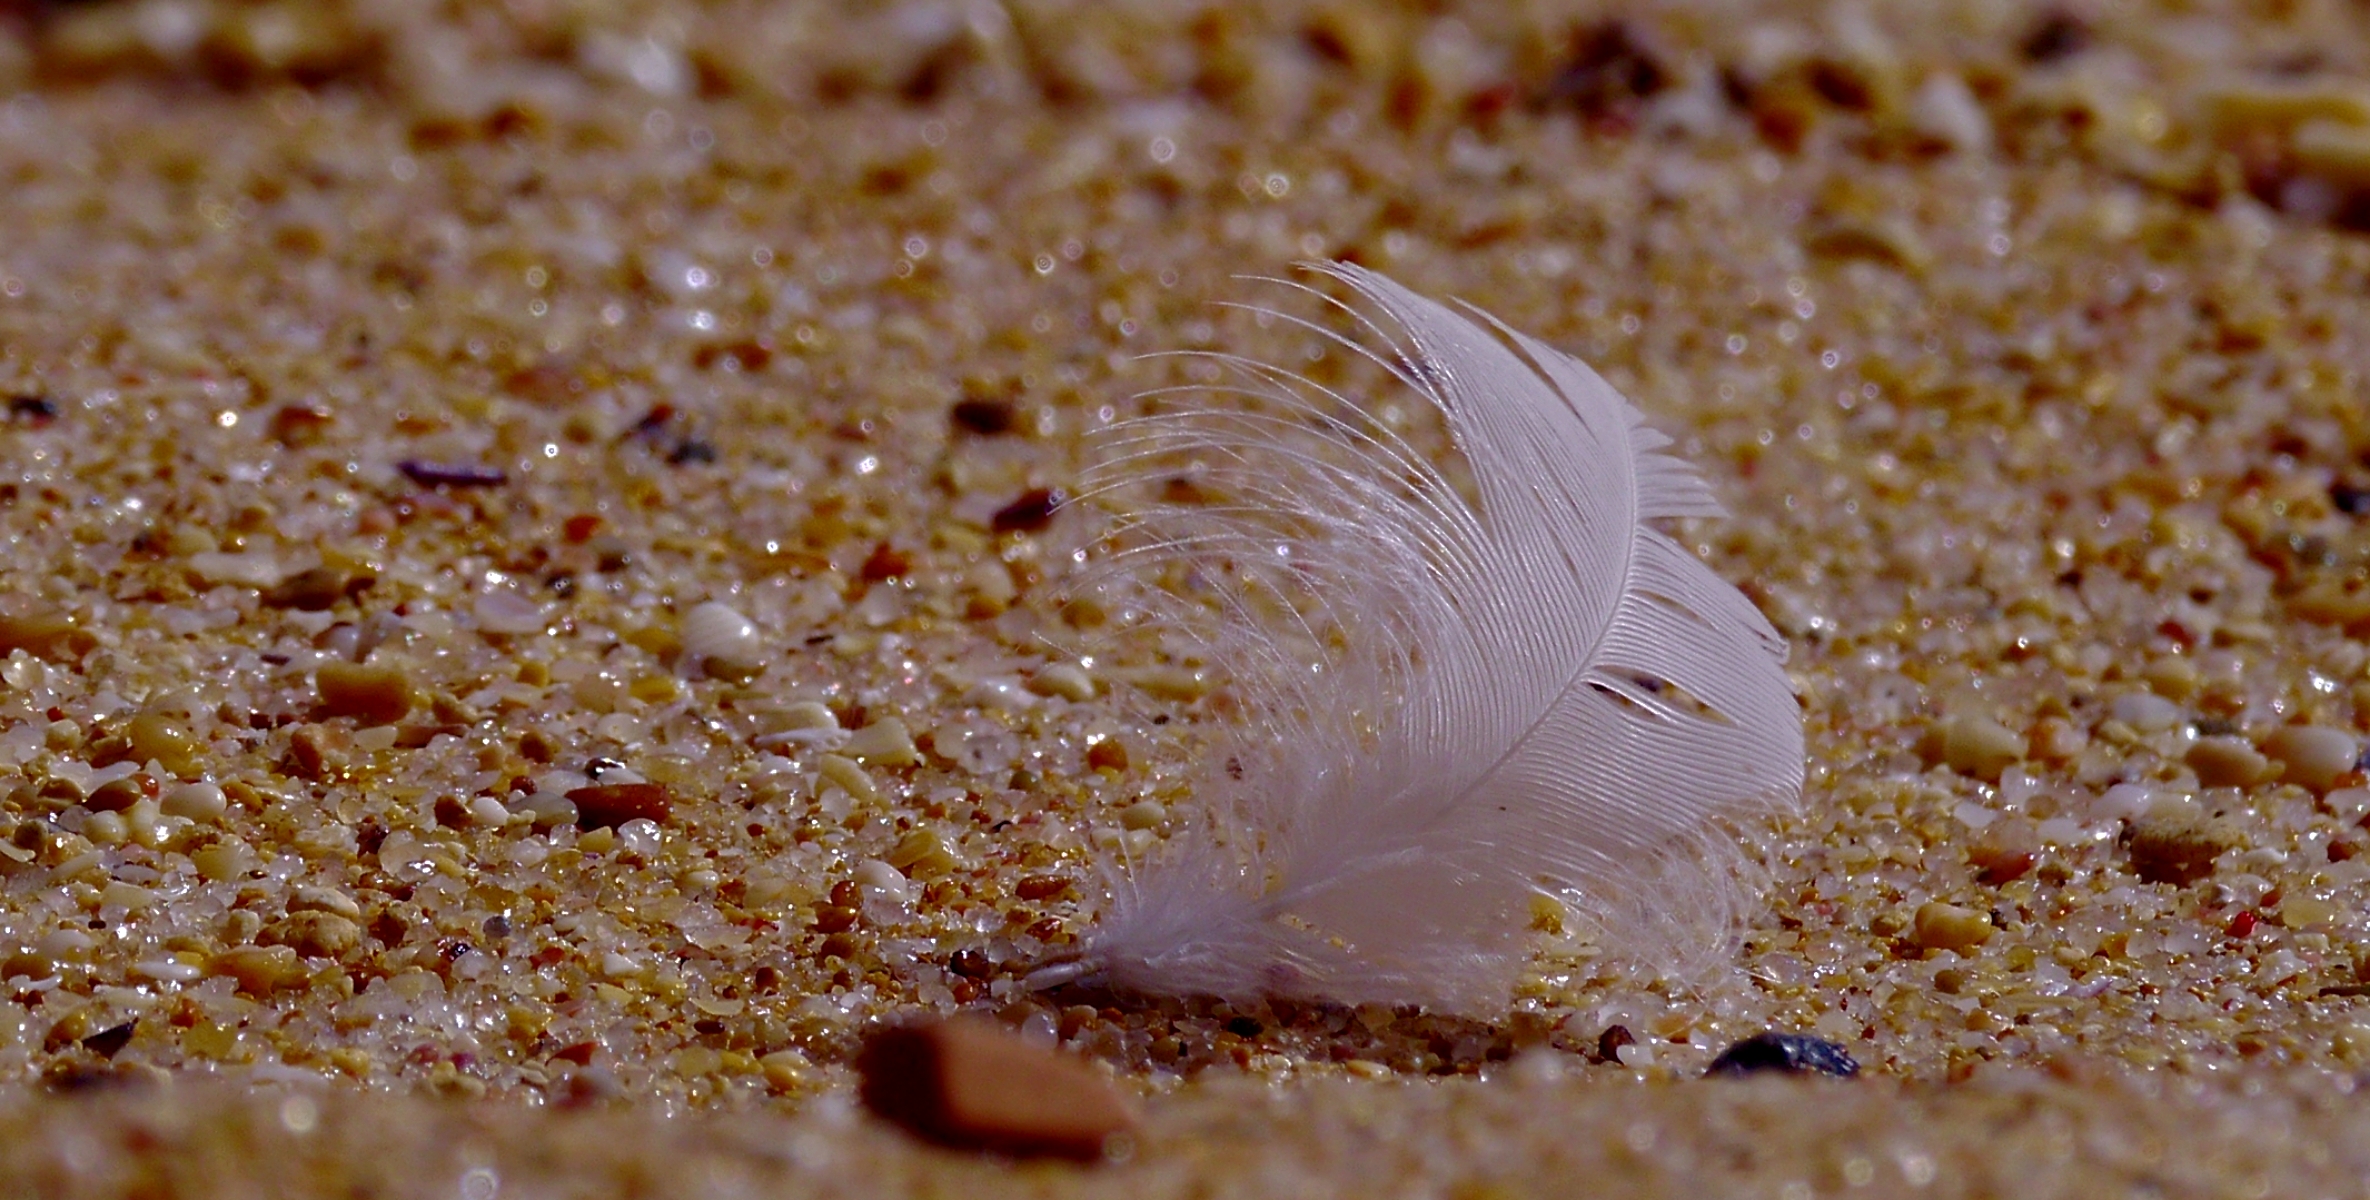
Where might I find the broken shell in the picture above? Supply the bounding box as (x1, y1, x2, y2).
(681, 602, 766, 676)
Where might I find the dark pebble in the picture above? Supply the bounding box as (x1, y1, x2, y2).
(2333, 482, 2370, 516)
(398, 460, 508, 488)
(991, 487, 1065, 534)
(667, 439, 717, 465)
(951, 397, 1018, 436)
(9, 395, 58, 424)
(861, 542, 912, 581)
(565, 782, 674, 828)
(2020, 12, 2093, 63)
(1705, 1032, 1859, 1078)
(1594, 1023, 1637, 1064)
(81, 1021, 136, 1059)
(693, 341, 771, 372)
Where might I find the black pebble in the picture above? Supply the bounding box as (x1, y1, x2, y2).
(951, 397, 1018, 436)
(1704, 1032, 1859, 1078)
(80, 1021, 136, 1059)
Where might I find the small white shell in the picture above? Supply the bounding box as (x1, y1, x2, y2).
(681, 601, 765, 674)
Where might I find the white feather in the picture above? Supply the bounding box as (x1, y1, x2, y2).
(1071, 264, 1803, 1015)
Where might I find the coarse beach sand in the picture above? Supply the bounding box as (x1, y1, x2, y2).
(3, 1, 2370, 1194)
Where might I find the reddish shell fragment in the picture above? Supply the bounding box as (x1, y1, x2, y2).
(564, 782, 673, 828)
(857, 1017, 1137, 1161)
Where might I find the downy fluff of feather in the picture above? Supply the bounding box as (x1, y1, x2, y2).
(1072, 264, 1803, 1015)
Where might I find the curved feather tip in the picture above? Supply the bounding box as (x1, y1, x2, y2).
(1074, 264, 1804, 1016)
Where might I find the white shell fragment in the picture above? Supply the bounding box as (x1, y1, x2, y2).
(682, 601, 766, 676)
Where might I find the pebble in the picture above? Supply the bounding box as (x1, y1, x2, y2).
(2280, 894, 2341, 929)
(1086, 738, 1129, 772)
(1704, 1032, 1860, 1078)
(564, 783, 675, 829)
(951, 397, 1018, 436)
(1027, 662, 1098, 702)
(126, 712, 200, 776)
(2141, 656, 2201, 701)
(315, 662, 416, 726)
(2186, 737, 2271, 788)
(2262, 726, 2359, 791)
(2109, 691, 2182, 734)
(261, 911, 363, 959)
(185, 551, 284, 587)
(990, 488, 1065, 534)
(83, 777, 147, 813)
(774, 701, 840, 733)
(0, 605, 76, 659)
(933, 717, 1018, 775)
(80, 1021, 135, 1060)
(886, 828, 958, 876)
(262, 566, 360, 611)
(2124, 806, 2241, 887)
(1936, 714, 2024, 780)
(2091, 783, 2157, 822)
(158, 781, 226, 822)
(288, 885, 363, 920)
(190, 840, 255, 882)
(473, 591, 548, 636)
(1912, 901, 1996, 952)
(1967, 816, 2040, 884)
(844, 718, 920, 766)
(2325, 787, 2370, 821)
(1594, 1024, 1638, 1065)
(857, 1016, 1137, 1160)
(854, 858, 907, 890)
(818, 754, 880, 805)
(99, 882, 155, 912)
(396, 460, 508, 488)
(208, 945, 307, 995)
(83, 811, 127, 846)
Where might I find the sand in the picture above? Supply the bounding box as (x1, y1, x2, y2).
(1, 0, 2368, 1194)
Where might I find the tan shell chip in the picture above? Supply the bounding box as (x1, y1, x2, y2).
(857, 1017, 1136, 1161)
